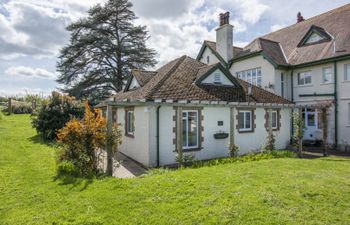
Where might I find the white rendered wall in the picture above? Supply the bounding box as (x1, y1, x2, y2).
(199, 47, 220, 65)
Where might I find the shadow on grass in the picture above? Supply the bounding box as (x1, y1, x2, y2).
(28, 134, 57, 147)
(53, 174, 93, 191)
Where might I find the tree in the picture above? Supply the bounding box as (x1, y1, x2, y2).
(293, 110, 305, 157)
(57, 0, 157, 103)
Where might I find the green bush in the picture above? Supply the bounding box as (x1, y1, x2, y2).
(2, 103, 33, 114)
(57, 161, 79, 177)
(192, 150, 297, 168)
(31, 92, 84, 141)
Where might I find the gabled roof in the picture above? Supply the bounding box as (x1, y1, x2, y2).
(124, 70, 157, 91)
(297, 25, 333, 47)
(196, 40, 243, 65)
(261, 3, 350, 66)
(114, 55, 291, 104)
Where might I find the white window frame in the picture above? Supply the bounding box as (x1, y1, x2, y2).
(206, 56, 210, 64)
(298, 71, 312, 86)
(236, 68, 262, 87)
(238, 110, 253, 132)
(182, 110, 199, 149)
(126, 110, 134, 135)
(345, 64, 350, 81)
(322, 67, 333, 84)
(271, 111, 278, 129)
(348, 103, 350, 126)
(213, 73, 221, 84)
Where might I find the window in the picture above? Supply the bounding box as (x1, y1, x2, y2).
(182, 111, 198, 149)
(271, 111, 278, 129)
(238, 110, 253, 132)
(345, 64, 350, 81)
(125, 109, 134, 136)
(206, 56, 210, 64)
(236, 68, 262, 87)
(298, 71, 312, 85)
(305, 32, 324, 44)
(213, 73, 221, 84)
(322, 67, 333, 84)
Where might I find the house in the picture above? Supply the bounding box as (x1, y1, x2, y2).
(196, 5, 350, 149)
(100, 58, 293, 167)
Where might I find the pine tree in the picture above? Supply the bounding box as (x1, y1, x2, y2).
(57, 0, 157, 103)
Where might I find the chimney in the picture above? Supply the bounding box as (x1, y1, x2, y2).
(297, 12, 304, 23)
(216, 12, 233, 63)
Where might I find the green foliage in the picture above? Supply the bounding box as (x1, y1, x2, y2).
(264, 132, 276, 152)
(31, 92, 84, 141)
(1, 114, 350, 224)
(176, 153, 196, 167)
(57, 161, 79, 177)
(144, 168, 171, 176)
(293, 112, 305, 146)
(228, 143, 239, 157)
(57, 102, 122, 177)
(192, 150, 297, 168)
(57, 0, 157, 103)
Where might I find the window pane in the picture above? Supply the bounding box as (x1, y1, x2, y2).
(307, 113, 315, 126)
(187, 112, 198, 147)
(238, 112, 245, 129)
(247, 71, 252, 83)
(272, 112, 277, 128)
(242, 71, 246, 80)
(245, 112, 251, 129)
(323, 67, 332, 83)
(346, 64, 350, 81)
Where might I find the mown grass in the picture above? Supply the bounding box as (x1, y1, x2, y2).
(0, 114, 350, 224)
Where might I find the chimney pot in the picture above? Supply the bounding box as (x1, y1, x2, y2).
(297, 12, 304, 23)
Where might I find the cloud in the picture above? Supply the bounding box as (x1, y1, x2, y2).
(271, 24, 287, 32)
(5, 66, 56, 79)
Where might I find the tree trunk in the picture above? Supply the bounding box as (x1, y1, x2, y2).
(106, 104, 114, 176)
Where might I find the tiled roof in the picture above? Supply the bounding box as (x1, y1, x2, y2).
(114, 56, 291, 104)
(261, 3, 350, 65)
(205, 40, 244, 58)
(132, 70, 157, 87)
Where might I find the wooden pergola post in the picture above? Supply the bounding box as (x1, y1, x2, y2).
(8, 98, 12, 115)
(106, 104, 113, 176)
(298, 107, 303, 157)
(321, 107, 328, 157)
(176, 107, 183, 167)
(229, 107, 235, 154)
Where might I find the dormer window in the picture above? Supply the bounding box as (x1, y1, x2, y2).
(297, 25, 332, 47)
(214, 73, 221, 84)
(305, 33, 324, 44)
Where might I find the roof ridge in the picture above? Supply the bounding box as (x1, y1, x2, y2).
(262, 3, 350, 38)
(145, 55, 187, 99)
(258, 37, 280, 44)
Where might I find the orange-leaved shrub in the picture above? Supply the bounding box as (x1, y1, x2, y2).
(57, 102, 121, 177)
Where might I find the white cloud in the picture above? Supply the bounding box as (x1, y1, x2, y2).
(5, 66, 56, 79)
(271, 24, 287, 32)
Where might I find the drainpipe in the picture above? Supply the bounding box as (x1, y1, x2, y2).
(334, 61, 338, 149)
(156, 105, 161, 167)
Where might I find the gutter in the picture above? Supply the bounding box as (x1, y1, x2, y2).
(156, 105, 161, 167)
(334, 61, 338, 148)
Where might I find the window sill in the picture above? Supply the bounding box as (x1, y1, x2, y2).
(238, 129, 254, 133)
(174, 147, 203, 152)
(125, 133, 134, 138)
(320, 82, 334, 86)
(342, 80, 350, 83)
(296, 84, 313, 88)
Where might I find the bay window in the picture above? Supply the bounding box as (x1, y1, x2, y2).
(182, 110, 198, 149)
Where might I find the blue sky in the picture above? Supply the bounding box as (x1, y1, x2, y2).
(0, 0, 349, 96)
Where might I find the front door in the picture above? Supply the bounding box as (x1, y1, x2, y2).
(302, 108, 322, 140)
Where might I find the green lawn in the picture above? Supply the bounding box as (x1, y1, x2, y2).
(1, 114, 350, 224)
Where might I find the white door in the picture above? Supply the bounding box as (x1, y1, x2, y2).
(303, 108, 320, 140)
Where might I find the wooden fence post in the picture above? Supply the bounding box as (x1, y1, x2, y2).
(8, 98, 12, 115)
(106, 104, 113, 176)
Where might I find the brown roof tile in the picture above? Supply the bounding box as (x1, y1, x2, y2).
(114, 56, 291, 104)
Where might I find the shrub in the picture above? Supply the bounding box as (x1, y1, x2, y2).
(176, 153, 195, 167)
(57, 161, 79, 177)
(31, 92, 84, 140)
(264, 132, 276, 152)
(2, 102, 33, 114)
(228, 143, 239, 157)
(192, 150, 297, 168)
(57, 102, 122, 177)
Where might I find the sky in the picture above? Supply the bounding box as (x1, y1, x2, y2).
(0, 0, 349, 97)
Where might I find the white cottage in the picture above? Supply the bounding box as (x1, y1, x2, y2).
(100, 55, 293, 167)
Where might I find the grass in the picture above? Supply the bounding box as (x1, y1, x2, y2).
(0, 114, 350, 224)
